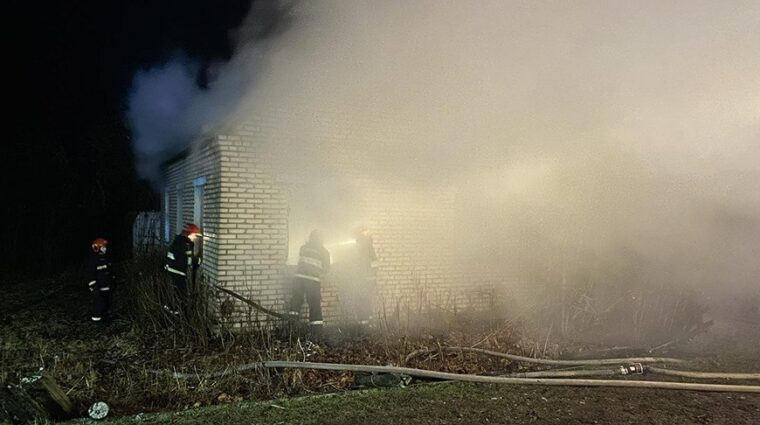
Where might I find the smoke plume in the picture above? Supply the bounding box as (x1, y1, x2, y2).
(132, 1, 760, 329)
(126, 1, 292, 182)
(228, 0, 759, 299)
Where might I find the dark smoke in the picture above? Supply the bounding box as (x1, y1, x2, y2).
(126, 0, 294, 182)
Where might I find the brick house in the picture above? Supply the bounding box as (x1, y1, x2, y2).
(162, 111, 506, 326)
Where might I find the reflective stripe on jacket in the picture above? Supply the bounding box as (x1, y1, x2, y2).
(87, 252, 113, 291)
(166, 234, 194, 276)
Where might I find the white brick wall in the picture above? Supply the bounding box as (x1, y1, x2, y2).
(163, 112, 516, 326)
(163, 137, 221, 283)
(213, 135, 290, 323)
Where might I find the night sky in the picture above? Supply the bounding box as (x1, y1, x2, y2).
(7, 1, 266, 274)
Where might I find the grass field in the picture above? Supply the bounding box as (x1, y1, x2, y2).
(69, 381, 760, 425)
(4, 270, 760, 424)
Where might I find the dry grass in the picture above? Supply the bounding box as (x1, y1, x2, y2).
(524, 271, 710, 348)
(1, 258, 549, 419)
(1, 253, 723, 421)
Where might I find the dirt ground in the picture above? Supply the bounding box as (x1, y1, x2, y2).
(3, 273, 760, 424)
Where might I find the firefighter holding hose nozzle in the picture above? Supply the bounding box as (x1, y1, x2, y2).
(164, 223, 202, 316)
(288, 229, 331, 341)
(352, 225, 378, 331)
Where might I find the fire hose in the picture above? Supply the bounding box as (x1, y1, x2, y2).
(404, 346, 684, 366)
(507, 369, 625, 378)
(405, 346, 760, 380)
(646, 367, 760, 380)
(147, 287, 759, 393)
(160, 360, 760, 393)
(507, 365, 760, 380)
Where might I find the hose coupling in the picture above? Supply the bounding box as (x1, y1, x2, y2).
(620, 363, 644, 375)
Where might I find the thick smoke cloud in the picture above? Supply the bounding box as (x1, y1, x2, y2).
(224, 0, 760, 302)
(132, 1, 760, 315)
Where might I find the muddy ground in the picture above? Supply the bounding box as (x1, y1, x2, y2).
(2, 273, 759, 424)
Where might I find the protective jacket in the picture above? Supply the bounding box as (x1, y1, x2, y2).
(87, 252, 113, 321)
(294, 241, 331, 282)
(165, 234, 194, 277)
(87, 252, 113, 292)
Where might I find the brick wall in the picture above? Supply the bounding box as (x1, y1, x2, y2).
(211, 134, 290, 324)
(163, 138, 222, 284)
(203, 112, 512, 325)
(164, 104, 517, 326)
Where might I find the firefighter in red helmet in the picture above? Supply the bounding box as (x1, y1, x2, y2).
(164, 223, 202, 315)
(87, 238, 113, 322)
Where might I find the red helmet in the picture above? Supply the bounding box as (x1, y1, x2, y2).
(183, 223, 202, 236)
(91, 238, 108, 253)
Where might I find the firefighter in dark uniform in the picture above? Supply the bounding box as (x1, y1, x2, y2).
(288, 230, 331, 339)
(164, 223, 202, 315)
(87, 238, 113, 322)
(353, 226, 378, 328)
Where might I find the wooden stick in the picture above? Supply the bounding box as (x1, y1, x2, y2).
(210, 284, 287, 320)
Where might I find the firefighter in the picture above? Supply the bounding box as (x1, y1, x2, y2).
(288, 229, 331, 340)
(164, 223, 202, 315)
(352, 225, 378, 328)
(87, 238, 113, 322)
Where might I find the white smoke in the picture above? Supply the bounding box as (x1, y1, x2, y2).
(128, 1, 760, 314)
(227, 0, 760, 305)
